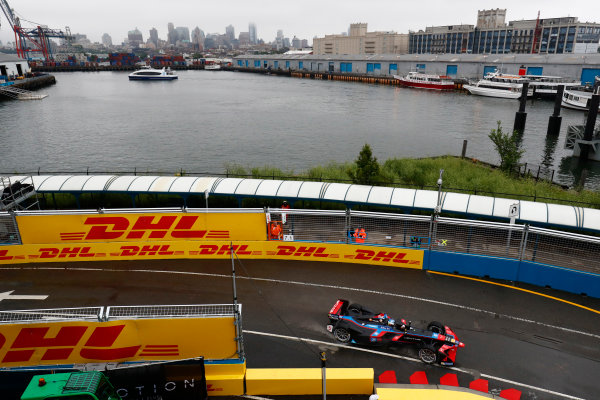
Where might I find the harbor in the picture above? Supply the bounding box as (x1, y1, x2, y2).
(1, 69, 599, 189)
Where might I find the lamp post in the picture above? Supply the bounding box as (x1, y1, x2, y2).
(429, 169, 444, 251)
(436, 169, 444, 217)
(320, 352, 327, 400)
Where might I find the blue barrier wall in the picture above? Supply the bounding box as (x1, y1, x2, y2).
(425, 251, 600, 298)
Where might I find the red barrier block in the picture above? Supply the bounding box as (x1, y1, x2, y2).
(409, 371, 428, 384)
(500, 388, 522, 400)
(378, 370, 397, 384)
(440, 373, 459, 386)
(469, 378, 489, 393)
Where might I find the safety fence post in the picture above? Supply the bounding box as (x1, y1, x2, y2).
(345, 208, 351, 244)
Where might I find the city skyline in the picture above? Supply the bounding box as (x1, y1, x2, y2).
(0, 0, 596, 46)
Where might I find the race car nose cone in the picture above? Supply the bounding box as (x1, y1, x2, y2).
(459, 342, 465, 347)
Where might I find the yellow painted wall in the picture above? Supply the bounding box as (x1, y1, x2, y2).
(377, 387, 493, 400)
(246, 368, 374, 395)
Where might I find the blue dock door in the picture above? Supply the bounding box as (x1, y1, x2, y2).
(526, 66, 543, 75)
(446, 65, 458, 77)
(581, 68, 600, 85)
(483, 65, 497, 77)
(389, 63, 397, 75)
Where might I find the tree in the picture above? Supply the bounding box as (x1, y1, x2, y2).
(488, 121, 524, 172)
(349, 144, 380, 185)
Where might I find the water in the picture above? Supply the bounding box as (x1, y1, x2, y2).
(1, 70, 599, 188)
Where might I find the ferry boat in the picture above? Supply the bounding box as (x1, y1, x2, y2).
(463, 71, 531, 99)
(393, 72, 455, 90)
(525, 75, 580, 99)
(128, 66, 178, 81)
(561, 77, 600, 111)
(204, 63, 221, 70)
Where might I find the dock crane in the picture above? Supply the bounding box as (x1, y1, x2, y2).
(0, 0, 71, 60)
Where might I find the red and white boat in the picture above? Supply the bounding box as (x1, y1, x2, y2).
(393, 71, 455, 90)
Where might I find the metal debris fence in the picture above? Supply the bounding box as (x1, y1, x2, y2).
(0, 307, 104, 324)
(269, 209, 600, 275)
(105, 304, 238, 319)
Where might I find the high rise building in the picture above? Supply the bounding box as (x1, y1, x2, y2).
(175, 27, 190, 43)
(249, 23, 257, 44)
(192, 27, 205, 50)
(226, 25, 235, 41)
(239, 32, 250, 45)
(167, 22, 176, 45)
(101, 33, 113, 47)
(149, 28, 159, 47)
(128, 28, 143, 48)
(275, 29, 284, 50)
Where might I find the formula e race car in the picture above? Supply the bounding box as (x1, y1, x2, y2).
(327, 299, 465, 366)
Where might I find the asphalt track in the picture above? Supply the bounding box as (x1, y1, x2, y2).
(1, 259, 599, 400)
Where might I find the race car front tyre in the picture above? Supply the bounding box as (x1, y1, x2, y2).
(427, 321, 445, 334)
(418, 345, 439, 364)
(333, 327, 352, 343)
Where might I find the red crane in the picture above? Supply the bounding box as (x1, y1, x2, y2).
(0, 0, 71, 60)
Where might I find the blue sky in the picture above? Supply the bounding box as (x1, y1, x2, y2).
(0, 0, 595, 45)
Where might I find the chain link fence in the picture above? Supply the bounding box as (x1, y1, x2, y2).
(268, 209, 600, 275)
(0, 212, 20, 244)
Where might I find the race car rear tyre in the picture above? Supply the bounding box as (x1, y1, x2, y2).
(333, 327, 352, 343)
(418, 345, 438, 364)
(427, 321, 445, 334)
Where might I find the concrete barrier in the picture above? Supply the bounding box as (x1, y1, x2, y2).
(246, 368, 374, 395)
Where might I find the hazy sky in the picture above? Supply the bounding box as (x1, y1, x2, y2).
(0, 1, 596, 45)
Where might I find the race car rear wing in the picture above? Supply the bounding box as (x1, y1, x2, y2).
(328, 299, 349, 320)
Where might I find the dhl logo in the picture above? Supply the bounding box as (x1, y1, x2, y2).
(0, 325, 179, 364)
(60, 216, 229, 241)
(274, 245, 420, 264)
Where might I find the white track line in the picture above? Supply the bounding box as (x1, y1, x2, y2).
(245, 330, 587, 400)
(9, 266, 595, 340)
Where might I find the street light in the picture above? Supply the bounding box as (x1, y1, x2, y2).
(436, 169, 444, 216)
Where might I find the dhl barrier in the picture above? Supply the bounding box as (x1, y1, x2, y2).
(0, 240, 423, 268)
(0, 317, 238, 367)
(2, 208, 599, 296)
(15, 212, 266, 244)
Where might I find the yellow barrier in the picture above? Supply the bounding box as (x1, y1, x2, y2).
(16, 212, 266, 244)
(246, 368, 374, 395)
(205, 361, 246, 396)
(0, 240, 423, 269)
(0, 317, 238, 367)
(377, 387, 493, 400)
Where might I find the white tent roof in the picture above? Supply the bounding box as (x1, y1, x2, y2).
(5, 174, 600, 232)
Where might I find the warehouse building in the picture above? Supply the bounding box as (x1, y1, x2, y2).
(0, 52, 30, 80)
(313, 23, 408, 55)
(409, 9, 600, 55)
(233, 53, 600, 83)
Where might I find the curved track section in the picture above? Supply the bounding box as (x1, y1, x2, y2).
(1, 259, 599, 399)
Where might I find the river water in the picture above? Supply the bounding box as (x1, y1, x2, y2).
(1, 70, 599, 188)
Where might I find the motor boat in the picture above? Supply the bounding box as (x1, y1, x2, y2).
(128, 66, 178, 80)
(393, 71, 454, 90)
(561, 77, 600, 111)
(464, 70, 531, 99)
(204, 63, 221, 70)
(524, 75, 581, 99)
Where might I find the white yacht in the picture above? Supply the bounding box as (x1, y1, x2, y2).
(128, 66, 178, 81)
(561, 77, 600, 111)
(464, 71, 531, 99)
